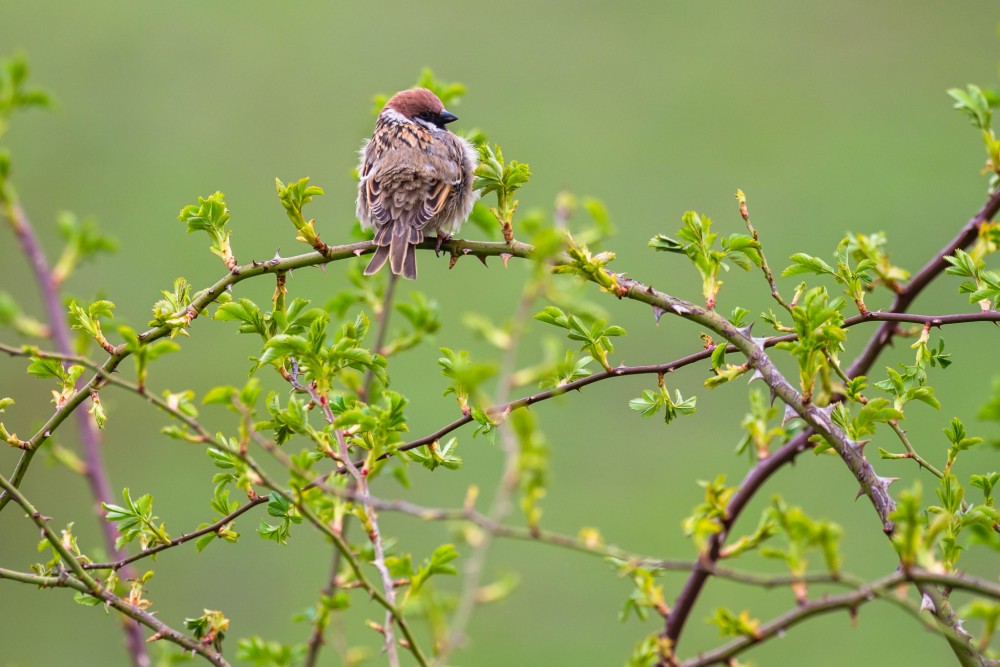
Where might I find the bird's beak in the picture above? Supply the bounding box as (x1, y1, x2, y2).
(439, 110, 459, 125)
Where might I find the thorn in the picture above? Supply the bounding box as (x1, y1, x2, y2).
(920, 593, 936, 613)
(652, 306, 667, 324)
(814, 404, 836, 420)
(353, 248, 365, 257)
(251, 260, 263, 268)
(674, 304, 690, 315)
(645, 284, 655, 294)
(272, 249, 282, 261)
(477, 255, 489, 268)
(782, 403, 800, 425)
(500, 253, 513, 267)
(737, 322, 755, 337)
(751, 337, 769, 351)
(448, 254, 459, 269)
(855, 487, 865, 501)
(876, 475, 901, 490)
(461, 248, 473, 255)
(849, 439, 870, 452)
(747, 368, 765, 384)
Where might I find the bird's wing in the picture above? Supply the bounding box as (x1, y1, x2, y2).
(363, 123, 456, 233)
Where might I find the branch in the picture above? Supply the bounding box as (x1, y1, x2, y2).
(678, 573, 924, 667)
(847, 185, 1000, 376)
(82, 496, 268, 571)
(4, 193, 999, 665)
(662, 186, 1000, 655)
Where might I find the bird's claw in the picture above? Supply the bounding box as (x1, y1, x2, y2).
(435, 232, 452, 257)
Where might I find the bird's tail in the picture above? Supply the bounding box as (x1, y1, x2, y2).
(365, 223, 419, 280)
(364, 244, 391, 276)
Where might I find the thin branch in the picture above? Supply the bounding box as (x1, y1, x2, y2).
(256, 474, 429, 667)
(737, 189, 791, 313)
(334, 424, 400, 667)
(888, 420, 946, 479)
(847, 186, 1000, 377)
(83, 496, 267, 571)
(678, 573, 928, 667)
(303, 543, 349, 667)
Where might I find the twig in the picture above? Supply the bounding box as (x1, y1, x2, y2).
(678, 572, 939, 667)
(83, 496, 267, 571)
(287, 366, 406, 667)
(736, 189, 791, 313)
(887, 420, 946, 479)
(846, 186, 1000, 377)
(303, 543, 348, 667)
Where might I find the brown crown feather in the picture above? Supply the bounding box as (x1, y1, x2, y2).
(384, 88, 445, 120)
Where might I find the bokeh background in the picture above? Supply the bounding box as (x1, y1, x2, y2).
(1, 2, 999, 665)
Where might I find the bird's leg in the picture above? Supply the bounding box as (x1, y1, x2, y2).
(435, 230, 452, 256)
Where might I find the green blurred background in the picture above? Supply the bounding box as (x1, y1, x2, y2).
(1, 2, 998, 665)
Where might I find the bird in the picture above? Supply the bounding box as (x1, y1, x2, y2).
(356, 88, 479, 280)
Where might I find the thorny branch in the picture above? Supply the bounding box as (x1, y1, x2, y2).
(2, 186, 999, 666)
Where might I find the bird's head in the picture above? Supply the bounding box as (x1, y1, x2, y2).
(384, 88, 459, 129)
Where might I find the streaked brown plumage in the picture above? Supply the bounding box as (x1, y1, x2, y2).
(356, 88, 478, 280)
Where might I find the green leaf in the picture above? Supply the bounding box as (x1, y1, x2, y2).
(409, 544, 459, 595)
(648, 234, 685, 253)
(781, 253, 835, 278)
(948, 84, 992, 130)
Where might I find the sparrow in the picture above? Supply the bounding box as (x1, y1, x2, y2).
(356, 88, 479, 280)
